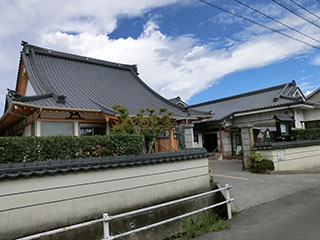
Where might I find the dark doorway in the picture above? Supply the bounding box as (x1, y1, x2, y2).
(203, 133, 218, 152)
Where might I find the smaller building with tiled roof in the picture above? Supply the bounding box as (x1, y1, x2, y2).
(175, 81, 320, 161)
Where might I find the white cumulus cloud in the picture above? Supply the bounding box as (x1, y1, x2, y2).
(39, 20, 313, 102)
(0, 0, 320, 114)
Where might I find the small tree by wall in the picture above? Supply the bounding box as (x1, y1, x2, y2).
(112, 105, 174, 153)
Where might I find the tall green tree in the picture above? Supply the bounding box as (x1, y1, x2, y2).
(112, 105, 173, 153)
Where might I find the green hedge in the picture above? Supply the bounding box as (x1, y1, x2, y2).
(0, 135, 143, 164)
(292, 128, 320, 141)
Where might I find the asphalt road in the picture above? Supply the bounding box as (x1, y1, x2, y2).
(195, 183, 320, 240)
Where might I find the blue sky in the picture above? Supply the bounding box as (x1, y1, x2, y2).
(0, 0, 320, 112)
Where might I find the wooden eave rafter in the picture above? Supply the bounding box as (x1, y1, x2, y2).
(16, 58, 28, 96)
(0, 103, 39, 130)
(0, 101, 119, 130)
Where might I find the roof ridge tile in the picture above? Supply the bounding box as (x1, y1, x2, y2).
(190, 82, 291, 108)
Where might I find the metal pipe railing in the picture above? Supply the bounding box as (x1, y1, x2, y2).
(105, 184, 232, 222)
(16, 218, 104, 240)
(102, 184, 233, 240)
(16, 184, 233, 240)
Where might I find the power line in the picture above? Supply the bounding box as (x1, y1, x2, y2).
(232, 0, 320, 44)
(289, 0, 320, 21)
(272, 0, 320, 29)
(198, 0, 320, 50)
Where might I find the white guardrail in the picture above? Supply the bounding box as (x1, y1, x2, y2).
(16, 184, 234, 240)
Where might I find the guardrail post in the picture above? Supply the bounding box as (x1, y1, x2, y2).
(103, 213, 111, 239)
(225, 184, 232, 219)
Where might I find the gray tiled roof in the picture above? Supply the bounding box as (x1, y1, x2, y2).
(306, 87, 320, 100)
(0, 148, 209, 180)
(190, 81, 307, 122)
(255, 140, 320, 150)
(11, 43, 209, 118)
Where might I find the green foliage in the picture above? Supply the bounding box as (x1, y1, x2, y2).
(248, 151, 264, 162)
(168, 212, 229, 239)
(0, 135, 143, 164)
(112, 105, 173, 153)
(292, 128, 320, 141)
(250, 160, 274, 173)
(111, 105, 137, 134)
(248, 151, 274, 173)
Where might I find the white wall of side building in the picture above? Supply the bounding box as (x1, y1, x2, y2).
(294, 108, 305, 129)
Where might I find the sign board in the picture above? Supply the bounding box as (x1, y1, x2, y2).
(277, 150, 285, 161)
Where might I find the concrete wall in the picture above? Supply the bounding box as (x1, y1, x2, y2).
(260, 145, 320, 171)
(0, 158, 209, 240)
(221, 130, 232, 156)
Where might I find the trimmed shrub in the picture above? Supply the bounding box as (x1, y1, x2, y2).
(250, 160, 274, 174)
(0, 135, 143, 164)
(292, 128, 320, 141)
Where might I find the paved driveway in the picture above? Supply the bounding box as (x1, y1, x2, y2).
(210, 159, 320, 212)
(195, 183, 320, 240)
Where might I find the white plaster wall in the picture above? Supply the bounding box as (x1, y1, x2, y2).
(74, 122, 79, 136)
(260, 145, 320, 171)
(294, 109, 305, 129)
(0, 158, 209, 239)
(36, 120, 41, 136)
(194, 132, 203, 148)
(221, 131, 232, 155)
(25, 81, 36, 96)
(303, 109, 320, 122)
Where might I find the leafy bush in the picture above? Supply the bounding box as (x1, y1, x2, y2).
(292, 128, 320, 141)
(248, 151, 263, 162)
(248, 151, 274, 173)
(0, 135, 143, 164)
(250, 160, 274, 173)
(112, 105, 173, 153)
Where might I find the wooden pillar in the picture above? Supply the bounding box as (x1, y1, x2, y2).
(169, 128, 178, 151)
